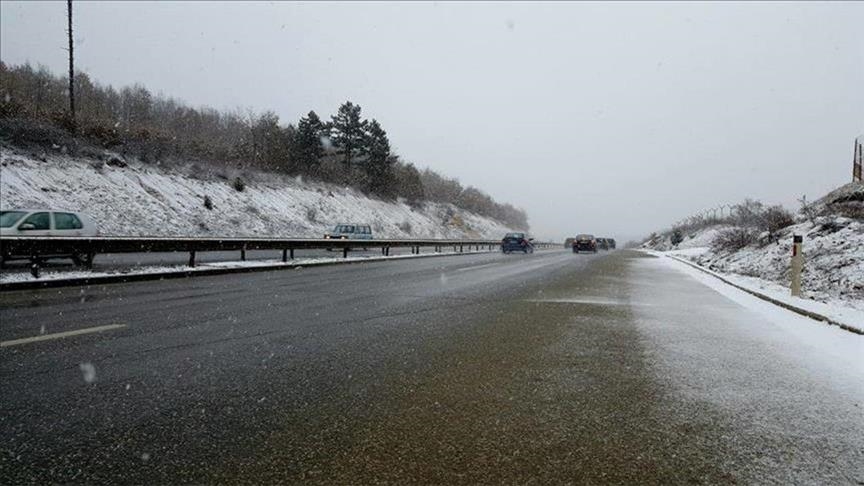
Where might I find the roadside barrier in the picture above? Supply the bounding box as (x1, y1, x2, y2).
(0, 236, 559, 269)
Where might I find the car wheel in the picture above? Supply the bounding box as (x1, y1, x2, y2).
(72, 252, 95, 268)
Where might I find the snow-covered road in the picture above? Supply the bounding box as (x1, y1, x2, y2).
(630, 254, 864, 484)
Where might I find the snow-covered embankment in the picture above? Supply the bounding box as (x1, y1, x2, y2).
(0, 148, 519, 239)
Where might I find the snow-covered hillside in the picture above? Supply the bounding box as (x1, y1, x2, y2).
(664, 219, 863, 307)
(642, 183, 864, 311)
(0, 147, 519, 239)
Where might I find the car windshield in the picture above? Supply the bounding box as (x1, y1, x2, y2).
(0, 211, 28, 228)
(2, 2, 861, 485)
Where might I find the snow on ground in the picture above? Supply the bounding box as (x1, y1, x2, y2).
(651, 254, 864, 376)
(0, 147, 518, 239)
(690, 219, 864, 309)
(648, 249, 864, 332)
(644, 216, 863, 312)
(719, 272, 864, 330)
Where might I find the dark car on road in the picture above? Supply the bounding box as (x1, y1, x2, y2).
(564, 237, 576, 249)
(596, 238, 610, 250)
(501, 232, 534, 254)
(572, 234, 597, 253)
(607, 238, 616, 249)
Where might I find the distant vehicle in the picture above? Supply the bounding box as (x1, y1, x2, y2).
(564, 237, 576, 248)
(607, 238, 617, 249)
(324, 224, 373, 240)
(501, 232, 534, 254)
(0, 209, 98, 266)
(596, 238, 610, 250)
(572, 234, 597, 253)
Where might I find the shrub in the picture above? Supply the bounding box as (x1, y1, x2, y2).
(670, 229, 684, 246)
(106, 155, 127, 168)
(711, 227, 757, 253)
(203, 195, 213, 210)
(232, 177, 246, 192)
(761, 205, 794, 234)
(798, 195, 818, 224)
(305, 207, 317, 222)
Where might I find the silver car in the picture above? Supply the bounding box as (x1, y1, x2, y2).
(324, 224, 373, 240)
(0, 209, 99, 266)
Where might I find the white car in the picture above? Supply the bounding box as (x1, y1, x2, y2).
(0, 209, 99, 266)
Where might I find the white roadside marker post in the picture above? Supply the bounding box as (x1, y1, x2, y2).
(791, 234, 803, 297)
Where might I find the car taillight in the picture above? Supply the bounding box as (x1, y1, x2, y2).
(520, 239, 527, 246)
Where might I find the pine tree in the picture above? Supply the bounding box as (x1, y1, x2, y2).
(363, 119, 395, 198)
(292, 110, 325, 176)
(330, 101, 367, 166)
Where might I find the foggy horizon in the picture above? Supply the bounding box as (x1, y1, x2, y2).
(2, 1, 861, 242)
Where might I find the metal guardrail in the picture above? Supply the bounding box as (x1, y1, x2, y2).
(0, 236, 559, 268)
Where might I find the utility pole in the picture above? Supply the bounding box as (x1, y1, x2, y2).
(67, 0, 76, 134)
(854, 137, 862, 183)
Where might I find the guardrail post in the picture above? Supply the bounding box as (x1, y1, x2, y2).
(282, 249, 288, 262)
(30, 262, 40, 279)
(188, 251, 196, 268)
(241, 248, 246, 261)
(343, 247, 349, 258)
(460, 245, 463, 253)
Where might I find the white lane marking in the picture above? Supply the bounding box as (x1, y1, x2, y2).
(526, 298, 660, 307)
(0, 324, 126, 348)
(453, 262, 501, 273)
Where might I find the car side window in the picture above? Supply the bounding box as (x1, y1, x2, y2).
(20, 212, 50, 230)
(54, 212, 83, 230)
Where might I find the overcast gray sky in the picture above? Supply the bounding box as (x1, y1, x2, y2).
(2, 1, 862, 241)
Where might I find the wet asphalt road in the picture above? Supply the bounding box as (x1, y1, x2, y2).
(1, 250, 862, 484)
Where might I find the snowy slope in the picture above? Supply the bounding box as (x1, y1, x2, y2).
(0, 148, 520, 239)
(645, 219, 864, 312)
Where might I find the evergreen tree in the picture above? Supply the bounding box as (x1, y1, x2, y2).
(330, 101, 366, 166)
(363, 119, 395, 198)
(292, 110, 325, 176)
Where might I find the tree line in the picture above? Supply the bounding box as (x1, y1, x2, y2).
(0, 61, 528, 229)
